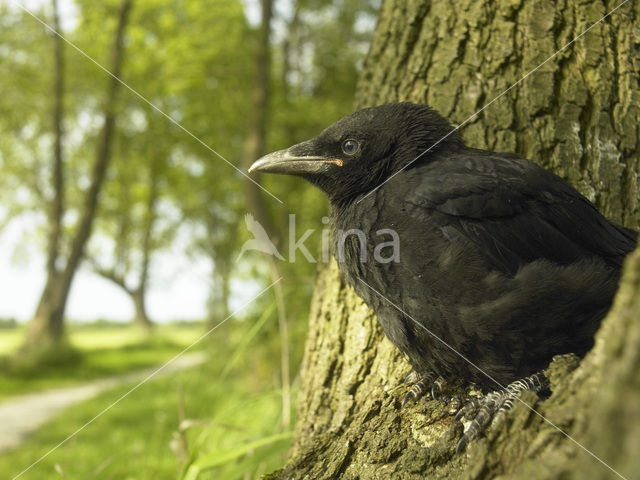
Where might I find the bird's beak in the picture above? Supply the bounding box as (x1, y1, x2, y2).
(248, 141, 343, 176)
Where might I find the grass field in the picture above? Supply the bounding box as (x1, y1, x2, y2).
(0, 312, 294, 479)
(0, 328, 23, 356)
(0, 323, 207, 400)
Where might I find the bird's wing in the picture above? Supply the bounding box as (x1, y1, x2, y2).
(406, 150, 637, 275)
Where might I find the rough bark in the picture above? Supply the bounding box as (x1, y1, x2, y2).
(270, 0, 640, 478)
(356, 0, 639, 227)
(25, 0, 134, 346)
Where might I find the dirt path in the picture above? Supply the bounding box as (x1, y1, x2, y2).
(0, 351, 207, 453)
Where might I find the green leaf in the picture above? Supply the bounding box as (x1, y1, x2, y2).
(183, 431, 293, 480)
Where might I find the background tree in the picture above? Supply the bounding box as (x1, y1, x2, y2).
(82, 0, 254, 329)
(0, 4, 54, 227)
(87, 123, 170, 329)
(24, 0, 133, 347)
(271, 0, 640, 478)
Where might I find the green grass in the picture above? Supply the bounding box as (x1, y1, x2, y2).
(0, 324, 206, 400)
(0, 308, 296, 479)
(0, 351, 292, 480)
(0, 327, 24, 356)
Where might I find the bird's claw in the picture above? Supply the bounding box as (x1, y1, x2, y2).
(401, 377, 430, 407)
(452, 372, 549, 452)
(445, 394, 463, 413)
(431, 376, 446, 402)
(455, 436, 468, 454)
(404, 371, 420, 385)
(401, 372, 453, 407)
(401, 371, 439, 407)
(453, 396, 482, 422)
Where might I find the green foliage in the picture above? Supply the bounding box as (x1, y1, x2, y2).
(0, 4, 54, 225)
(0, 317, 18, 329)
(0, 0, 377, 325)
(175, 300, 296, 480)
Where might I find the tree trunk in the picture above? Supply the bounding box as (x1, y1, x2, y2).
(90, 156, 158, 330)
(207, 259, 231, 324)
(131, 288, 153, 330)
(47, 0, 64, 278)
(244, 0, 281, 245)
(25, 0, 134, 347)
(271, 1, 640, 478)
(89, 266, 155, 330)
(26, 0, 66, 345)
(133, 157, 160, 330)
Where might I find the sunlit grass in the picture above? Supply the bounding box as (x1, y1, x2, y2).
(70, 324, 205, 351)
(0, 359, 293, 480)
(0, 327, 24, 356)
(0, 323, 207, 400)
(0, 308, 294, 480)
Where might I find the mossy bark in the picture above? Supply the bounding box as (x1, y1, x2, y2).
(271, 0, 640, 478)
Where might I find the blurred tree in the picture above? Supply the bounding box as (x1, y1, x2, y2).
(181, 0, 379, 332)
(0, 5, 53, 225)
(151, 0, 253, 325)
(239, 0, 380, 326)
(24, 0, 134, 347)
(86, 133, 168, 329)
(245, 0, 279, 241)
(237, 0, 381, 429)
(273, 0, 640, 479)
(0, 0, 376, 350)
(60, 0, 252, 330)
(177, 1, 379, 476)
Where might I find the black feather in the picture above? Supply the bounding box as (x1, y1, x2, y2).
(254, 102, 637, 390)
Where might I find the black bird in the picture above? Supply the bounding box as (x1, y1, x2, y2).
(249, 102, 637, 451)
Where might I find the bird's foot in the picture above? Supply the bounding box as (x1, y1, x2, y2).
(431, 375, 447, 402)
(402, 372, 449, 407)
(429, 376, 464, 413)
(401, 371, 433, 407)
(452, 372, 549, 453)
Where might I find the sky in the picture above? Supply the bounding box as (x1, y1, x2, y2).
(0, 218, 212, 322)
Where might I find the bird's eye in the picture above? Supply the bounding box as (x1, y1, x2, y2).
(341, 139, 360, 156)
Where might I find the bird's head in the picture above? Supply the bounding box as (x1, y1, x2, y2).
(249, 102, 463, 204)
